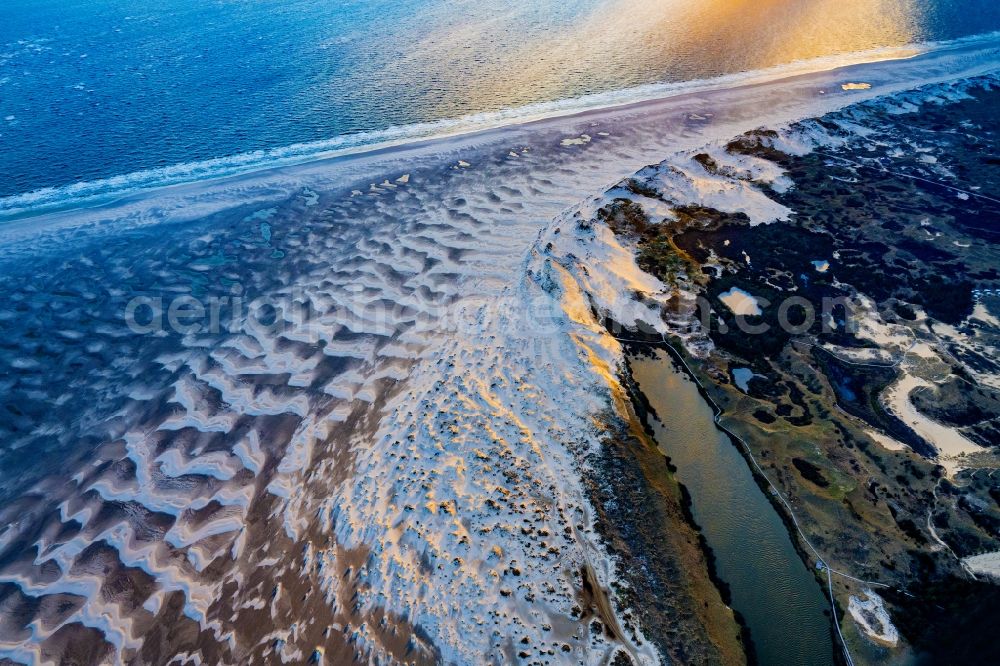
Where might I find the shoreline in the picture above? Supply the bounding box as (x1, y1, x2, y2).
(3, 18, 1000, 663)
(4, 30, 1000, 226)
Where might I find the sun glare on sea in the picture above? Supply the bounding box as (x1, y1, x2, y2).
(381, 0, 925, 116)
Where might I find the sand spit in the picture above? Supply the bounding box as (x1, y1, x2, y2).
(0, 38, 999, 665)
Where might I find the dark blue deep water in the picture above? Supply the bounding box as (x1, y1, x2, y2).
(3, 0, 1000, 212)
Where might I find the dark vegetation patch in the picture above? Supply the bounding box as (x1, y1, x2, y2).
(895, 237, 956, 264)
(624, 178, 661, 199)
(671, 219, 853, 346)
(725, 129, 789, 163)
(885, 503, 928, 545)
(966, 420, 1000, 449)
(929, 477, 1000, 557)
(909, 376, 1000, 431)
(791, 458, 829, 488)
(884, 577, 1000, 665)
(909, 274, 975, 325)
(597, 198, 651, 238)
(893, 301, 917, 321)
(957, 493, 1000, 540)
(674, 222, 834, 287)
(699, 273, 791, 358)
(596, 199, 690, 287)
(810, 348, 935, 457)
(753, 134, 991, 324)
(949, 344, 1000, 377)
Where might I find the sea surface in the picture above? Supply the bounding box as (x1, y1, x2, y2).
(0, 18, 998, 662)
(3, 0, 1000, 214)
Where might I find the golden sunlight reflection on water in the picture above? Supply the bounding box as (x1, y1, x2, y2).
(378, 0, 924, 116)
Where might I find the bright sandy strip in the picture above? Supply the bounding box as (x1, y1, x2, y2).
(3, 32, 1000, 253)
(963, 551, 1000, 578)
(719, 287, 763, 316)
(1, 33, 999, 666)
(848, 590, 900, 646)
(883, 374, 984, 459)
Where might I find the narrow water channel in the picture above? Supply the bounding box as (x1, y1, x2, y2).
(629, 348, 834, 666)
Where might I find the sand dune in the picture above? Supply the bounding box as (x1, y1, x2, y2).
(0, 36, 998, 664)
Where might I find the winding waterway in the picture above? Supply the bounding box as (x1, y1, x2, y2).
(629, 349, 834, 665)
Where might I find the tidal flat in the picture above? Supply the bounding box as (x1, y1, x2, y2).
(1, 37, 999, 665)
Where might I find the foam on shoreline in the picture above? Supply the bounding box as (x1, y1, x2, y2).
(3, 30, 1000, 222)
(1, 35, 999, 665)
(0, 32, 998, 262)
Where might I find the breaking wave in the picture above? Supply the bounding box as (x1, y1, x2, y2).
(4, 31, 1000, 221)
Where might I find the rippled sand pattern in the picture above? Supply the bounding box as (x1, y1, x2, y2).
(1, 40, 999, 663)
(0, 114, 686, 665)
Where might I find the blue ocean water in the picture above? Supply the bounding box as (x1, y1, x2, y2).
(3, 0, 1000, 212)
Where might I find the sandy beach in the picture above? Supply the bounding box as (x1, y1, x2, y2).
(1, 31, 999, 665)
(4, 31, 1000, 243)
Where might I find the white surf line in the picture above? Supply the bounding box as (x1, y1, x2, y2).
(4, 30, 1000, 221)
(5, 33, 1000, 259)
